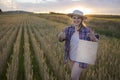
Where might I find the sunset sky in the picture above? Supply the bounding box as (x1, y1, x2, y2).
(0, 0, 120, 15)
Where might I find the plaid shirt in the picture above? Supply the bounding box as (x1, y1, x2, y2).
(63, 25, 91, 68)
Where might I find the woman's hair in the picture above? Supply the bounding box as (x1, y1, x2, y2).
(81, 18, 86, 27)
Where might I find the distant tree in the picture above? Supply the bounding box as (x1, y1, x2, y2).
(0, 9, 2, 13)
(49, 12, 64, 15)
(49, 12, 56, 14)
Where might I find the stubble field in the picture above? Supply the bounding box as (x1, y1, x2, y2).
(0, 13, 120, 80)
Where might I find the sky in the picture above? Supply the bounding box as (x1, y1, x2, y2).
(0, 0, 120, 15)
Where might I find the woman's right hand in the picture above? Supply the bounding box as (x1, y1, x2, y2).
(57, 31, 66, 42)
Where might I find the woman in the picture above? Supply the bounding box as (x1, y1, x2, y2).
(57, 10, 99, 80)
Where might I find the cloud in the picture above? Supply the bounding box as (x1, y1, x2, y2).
(0, 0, 17, 11)
(16, 1, 72, 12)
(0, 0, 120, 15)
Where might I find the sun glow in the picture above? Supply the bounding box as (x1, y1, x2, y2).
(65, 7, 92, 15)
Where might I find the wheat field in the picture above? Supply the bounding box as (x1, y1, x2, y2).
(0, 13, 120, 80)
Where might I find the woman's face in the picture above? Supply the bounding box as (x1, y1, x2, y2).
(72, 15, 82, 26)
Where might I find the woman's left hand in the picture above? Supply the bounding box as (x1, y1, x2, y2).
(89, 29, 98, 42)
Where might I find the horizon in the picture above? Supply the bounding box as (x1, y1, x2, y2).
(2, 10, 120, 16)
(0, 0, 120, 15)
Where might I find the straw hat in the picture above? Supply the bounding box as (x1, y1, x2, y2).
(67, 10, 87, 19)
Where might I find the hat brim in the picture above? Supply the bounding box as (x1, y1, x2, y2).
(67, 13, 87, 19)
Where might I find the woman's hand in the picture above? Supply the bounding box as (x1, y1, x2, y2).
(57, 31, 66, 42)
(89, 29, 98, 42)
